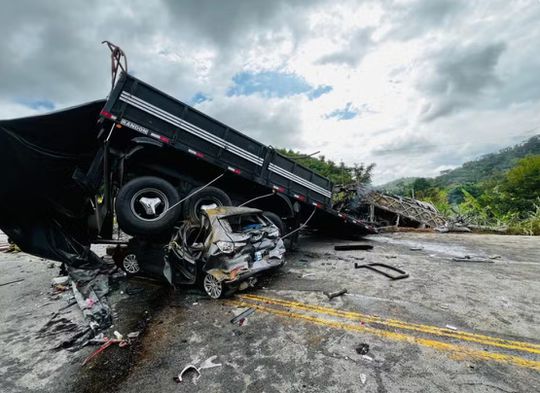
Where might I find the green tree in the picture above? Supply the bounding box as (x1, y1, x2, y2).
(500, 155, 540, 215)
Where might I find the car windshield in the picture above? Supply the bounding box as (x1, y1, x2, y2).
(219, 213, 267, 233)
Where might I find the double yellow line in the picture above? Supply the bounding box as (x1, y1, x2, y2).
(228, 294, 540, 371)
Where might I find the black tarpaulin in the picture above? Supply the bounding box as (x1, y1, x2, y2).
(0, 100, 114, 330)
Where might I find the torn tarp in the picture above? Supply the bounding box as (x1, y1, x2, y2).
(0, 101, 115, 331)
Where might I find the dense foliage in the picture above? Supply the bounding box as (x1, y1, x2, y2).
(380, 135, 540, 235)
(277, 148, 375, 186)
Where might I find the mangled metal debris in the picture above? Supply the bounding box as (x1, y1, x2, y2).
(354, 262, 409, 280)
(122, 206, 286, 299)
(334, 184, 449, 230)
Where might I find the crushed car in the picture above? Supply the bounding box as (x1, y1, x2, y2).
(113, 206, 286, 298)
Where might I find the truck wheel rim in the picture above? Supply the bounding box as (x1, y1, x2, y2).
(130, 188, 169, 222)
(194, 197, 223, 216)
(123, 254, 140, 273)
(203, 274, 222, 299)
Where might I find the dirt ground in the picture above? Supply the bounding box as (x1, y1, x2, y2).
(1, 232, 539, 392)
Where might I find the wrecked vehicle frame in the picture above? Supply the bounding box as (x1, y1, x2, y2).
(114, 206, 286, 298)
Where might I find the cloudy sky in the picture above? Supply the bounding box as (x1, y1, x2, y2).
(1, 0, 539, 184)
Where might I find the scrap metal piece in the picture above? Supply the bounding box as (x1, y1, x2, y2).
(324, 288, 347, 299)
(354, 263, 409, 280)
(452, 256, 493, 263)
(0, 278, 24, 287)
(199, 355, 222, 370)
(230, 308, 256, 324)
(177, 365, 201, 383)
(334, 244, 373, 251)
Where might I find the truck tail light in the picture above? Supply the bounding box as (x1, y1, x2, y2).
(188, 149, 204, 158)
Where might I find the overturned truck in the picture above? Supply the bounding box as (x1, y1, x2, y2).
(0, 65, 375, 305)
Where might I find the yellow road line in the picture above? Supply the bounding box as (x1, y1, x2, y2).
(239, 293, 540, 355)
(227, 299, 540, 371)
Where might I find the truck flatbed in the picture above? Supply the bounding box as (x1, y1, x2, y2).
(100, 73, 375, 234)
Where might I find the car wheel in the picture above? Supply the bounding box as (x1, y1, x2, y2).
(202, 273, 237, 299)
(182, 186, 232, 223)
(116, 176, 181, 236)
(122, 253, 140, 275)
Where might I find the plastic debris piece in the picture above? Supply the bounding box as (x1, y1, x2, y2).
(127, 331, 140, 339)
(360, 374, 367, 384)
(410, 247, 423, 251)
(113, 331, 124, 340)
(362, 355, 373, 361)
(355, 343, 370, 355)
(445, 325, 458, 331)
(301, 273, 316, 278)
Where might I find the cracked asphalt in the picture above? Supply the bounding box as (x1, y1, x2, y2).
(1, 232, 539, 392)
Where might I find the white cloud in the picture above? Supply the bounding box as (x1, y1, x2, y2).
(1, 0, 540, 185)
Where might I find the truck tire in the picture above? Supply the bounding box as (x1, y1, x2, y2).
(116, 176, 180, 236)
(182, 186, 232, 223)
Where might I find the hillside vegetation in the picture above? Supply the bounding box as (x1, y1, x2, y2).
(381, 135, 540, 235)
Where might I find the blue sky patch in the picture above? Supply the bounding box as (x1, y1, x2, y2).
(17, 98, 55, 111)
(228, 71, 311, 98)
(307, 85, 332, 100)
(325, 102, 358, 120)
(228, 71, 332, 100)
(189, 92, 209, 105)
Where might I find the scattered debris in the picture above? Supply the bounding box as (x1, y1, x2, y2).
(355, 343, 370, 355)
(230, 308, 256, 325)
(362, 355, 373, 362)
(445, 325, 458, 331)
(127, 331, 140, 339)
(452, 256, 494, 263)
(385, 255, 397, 259)
(360, 373, 367, 385)
(0, 278, 24, 287)
(175, 356, 222, 384)
(410, 247, 423, 251)
(489, 255, 502, 260)
(82, 336, 129, 366)
(52, 276, 69, 286)
(199, 355, 222, 370)
(324, 288, 348, 299)
(334, 244, 373, 251)
(355, 263, 409, 280)
(300, 273, 316, 278)
(175, 364, 201, 384)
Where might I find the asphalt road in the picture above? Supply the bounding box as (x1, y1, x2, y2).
(1, 232, 539, 392)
